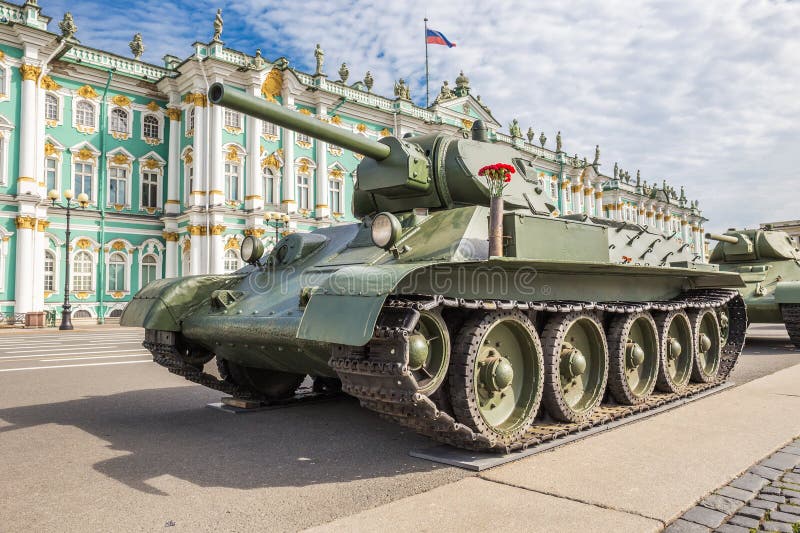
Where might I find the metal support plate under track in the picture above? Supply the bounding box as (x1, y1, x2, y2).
(409, 381, 735, 471)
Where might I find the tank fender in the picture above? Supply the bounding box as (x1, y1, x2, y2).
(774, 281, 800, 304)
(120, 275, 243, 331)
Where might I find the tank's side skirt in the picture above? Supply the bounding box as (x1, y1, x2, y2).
(330, 289, 747, 453)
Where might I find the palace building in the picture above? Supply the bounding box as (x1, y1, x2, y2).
(0, 0, 708, 322)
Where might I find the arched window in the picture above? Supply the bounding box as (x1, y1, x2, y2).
(141, 254, 157, 287)
(45, 94, 59, 121)
(184, 158, 194, 204)
(73, 309, 91, 319)
(187, 108, 195, 132)
(110, 108, 128, 133)
(75, 101, 95, 128)
(262, 166, 276, 204)
(143, 115, 159, 139)
(262, 121, 277, 136)
(224, 160, 240, 201)
(109, 309, 124, 318)
(72, 251, 93, 291)
(329, 176, 342, 214)
(141, 170, 158, 208)
(108, 252, 126, 291)
(44, 250, 55, 292)
(224, 109, 241, 129)
(224, 249, 241, 273)
(109, 165, 127, 205)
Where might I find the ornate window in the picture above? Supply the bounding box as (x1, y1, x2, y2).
(45, 157, 58, 191)
(185, 161, 194, 204)
(75, 101, 95, 128)
(108, 252, 126, 292)
(224, 161, 240, 201)
(44, 250, 55, 292)
(297, 172, 310, 210)
(109, 166, 127, 205)
(143, 115, 159, 139)
(142, 170, 158, 209)
(224, 109, 241, 129)
(73, 251, 93, 292)
(549, 180, 557, 199)
(74, 161, 93, 200)
(0, 136, 5, 186)
(110, 108, 129, 133)
(223, 249, 241, 273)
(45, 94, 59, 121)
(187, 107, 195, 134)
(262, 121, 277, 136)
(141, 254, 157, 287)
(297, 132, 311, 144)
(329, 176, 342, 214)
(263, 167, 276, 204)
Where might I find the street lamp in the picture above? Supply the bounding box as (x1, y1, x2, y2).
(48, 188, 89, 330)
(265, 212, 291, 246)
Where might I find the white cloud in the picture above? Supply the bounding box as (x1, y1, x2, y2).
(45, 0, 800, 231)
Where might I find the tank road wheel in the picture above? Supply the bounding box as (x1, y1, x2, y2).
(541, 312, 609, 422)
(655, 310, 694, 392)
(716, 305, 730, 346)
(781, 304, 800, 349)
(448, 310, 544, 445)
(689, 309, 722, 383)
(607, 312, 660, 405)
(218, 359, 305, 400)
(408, 309, 451, 395)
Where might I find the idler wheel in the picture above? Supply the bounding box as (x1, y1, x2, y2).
(655, 309, 694, 393)
(689, 309, 721, 383)
(448, 310, 544, 446)
(175, 335, 215, 368)
(408, 309, 451, 396)
(607, 312, 660, 405)
(542, 311, 609, 422)
(218, 359, 305, 400)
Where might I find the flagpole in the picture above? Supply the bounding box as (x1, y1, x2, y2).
(424, 17, 429, 107)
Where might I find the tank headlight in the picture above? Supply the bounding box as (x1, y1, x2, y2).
(371, 212, 402, 250)
(240, 235, 265, 265)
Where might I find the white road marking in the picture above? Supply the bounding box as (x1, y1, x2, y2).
(0, 348, 150, 361)
(0, 360, 152, 372)
(42, 354, 150, 362)
(1, 344, 142, 354)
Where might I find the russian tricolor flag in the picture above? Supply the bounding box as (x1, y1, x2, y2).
(426, 28, 456, 48)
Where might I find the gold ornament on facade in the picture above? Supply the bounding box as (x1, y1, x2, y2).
(111, 241, 126, 251)
(380, 128, 391, 137)
(0, 50, 5, 62)
(15, 215, 35, 230)
(76, 292, 90, 300)
(327, 145, 343, 156)
(20, 64, 42, 82)
(298, 108, 312, 116)
(295, 139, 312, 149)
(225, 147, 241, 162)
(40, 76, 61, 91)
(113, 204, 124, 211)
(261, 68, 283, 102)
(224, 236, 239, 249)
(263, 153, 281, 169)
(329, 168, 344, 179)
(162, 231, 179, 242)
(183, 92, 207, 107)
(112, 95, 132, 107)
(76, 85, 99, 99)
(146, 101, 161, 112)
(183, 151, 193, 164)
(353, 153, 364, 161)
(461, 119, 473, 130)
(76, 238, 92, 249)
(165, 107, 181, 121)
(182, 239, 191, 252)
(187, 225, 207, 236)
(110, 153, 130, 166)
(44, 142, 60, 157)
(356, 123, 367, 133)
(36, 220, 50, 232)
(111, 291, 124, 299)
(210, 225, 226, 236)
(243, 228, 266, 237)
(297, 159, 311, 174)
(331, 115, 343, 125)
(144, 158, 161, 170)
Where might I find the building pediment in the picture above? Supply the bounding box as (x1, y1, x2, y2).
(432, 95, 500, 129)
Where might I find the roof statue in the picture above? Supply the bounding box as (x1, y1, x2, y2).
(212, 9, 223, 42)
(394, 78, 411, 100)
(556, 131, 562, 153)
(252, 49, 265, 70)
(539, 131, 547, 148)
(435, 80, 455, 103)
(273, 57, 289, 70)
(454, 70, 470, 97)
(509, 119, 522, 138)
(593, 145, 600, 167)
(475, 94, 491, 114)
(364, 71, 374, 92)
(613, 162, 619, 179)
(338, 62, 349, 83)
(527, 126, 535, 143)
(314, 44, 324, 75)
(59, 12, 78, 41)
(129, 33, 144, 60)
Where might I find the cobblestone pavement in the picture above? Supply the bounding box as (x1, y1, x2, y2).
(666, 438, 800, 533)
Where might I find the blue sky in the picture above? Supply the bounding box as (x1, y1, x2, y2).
(41, 0, 800, 231)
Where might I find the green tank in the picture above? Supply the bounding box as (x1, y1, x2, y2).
(121, 83, 748, 452)
(707, 228, 800, 347)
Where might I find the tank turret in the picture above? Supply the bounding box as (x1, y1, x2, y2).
(208, 83, 555, 217)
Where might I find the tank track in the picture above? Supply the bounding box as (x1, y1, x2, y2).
(330, 289, 747, 453)
(781, 304, 800, 348)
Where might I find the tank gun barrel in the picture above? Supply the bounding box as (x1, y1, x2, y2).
(705, 233, 739, 244)
(208, 83, 391, 161)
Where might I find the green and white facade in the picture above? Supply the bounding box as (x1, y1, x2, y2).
(0, 0, 708, 322)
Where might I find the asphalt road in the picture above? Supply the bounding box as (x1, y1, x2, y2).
(0, 324, 796, 532)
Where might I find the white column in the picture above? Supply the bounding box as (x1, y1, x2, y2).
(594, 191, 602, 217)
(209, 103, 224, 206)
(281, 92, 296, 213)
(163, 231, 178, 278)
(191, 97, 207, 208)
(209, 221, 225, 275)
(315, 103, 329, 218)
(32, 220, 47, 311)
(165, 108, 181, 214)
(245, 84, 263, 211)
(583, 189, 592, 215)
(13, 215, 35, 313)
(17, 64, 41, 196)
(35, 77, 47, 196)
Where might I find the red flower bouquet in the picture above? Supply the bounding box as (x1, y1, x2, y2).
(478, 163, 515, 197)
